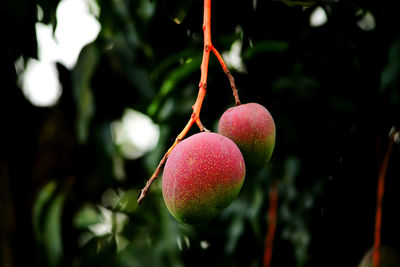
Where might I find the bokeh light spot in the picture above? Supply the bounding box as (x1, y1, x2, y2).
(112, 109, 160, 159)
(310, 7, 327, 27)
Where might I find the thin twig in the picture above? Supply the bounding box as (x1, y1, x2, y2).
(211, 46, 241, 106)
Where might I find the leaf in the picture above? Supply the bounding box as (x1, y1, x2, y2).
(151, 49, 197, 81)
(381, 36, 400, 92)
(32, 181, 68, 267)
(163, 0, 195, 24)
(116, 189, 139, 213)
(108, 34, 155, 100)
(72, 43, 100, 143)
(73, 204, 102, 229)
(147, 53, 202, 118)
(225, 210, 245, 254)
(43, 190, 66, 267)
(243, 40, 289, 60)
(32, 181, 58, 241)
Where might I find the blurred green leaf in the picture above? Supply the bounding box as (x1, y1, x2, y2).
(243, 40, 289, 60)
(110, 34, 155, 100)
(151, 49, 197, 81)
(115, 233, 129, 252)
(163, 0, 195, 24)
(147, 53, 202, 118)
(74, 204, 102, 229)
(99, 188, 139, 213)
(43, 190, 66, 267)
(137, 0, 156, 22)
(32, 181, 58, 241)
(381, 36, 400, 92)
(225, 211, 245, 254)
(72, 43, 99, 143)
(32, 181, 67, 267)
(117, 189, 139, 213)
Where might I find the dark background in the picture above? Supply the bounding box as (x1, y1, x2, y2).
(1, 0, 400, 266)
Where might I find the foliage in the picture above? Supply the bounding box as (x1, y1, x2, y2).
(1, 0, 400, 267)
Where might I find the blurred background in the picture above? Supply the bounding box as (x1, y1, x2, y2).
(1, 0, 400, 266)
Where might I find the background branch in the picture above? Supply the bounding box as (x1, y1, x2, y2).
(373, 128, 399, 267)
(263, 180, 279, 267)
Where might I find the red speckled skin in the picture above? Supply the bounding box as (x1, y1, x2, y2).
(218, 103, 276, 169)
(162, 132, 245, 224)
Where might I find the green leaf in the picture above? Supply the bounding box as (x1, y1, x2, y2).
(381, 36, 400, 92)
(72, 43, 100, 143)
(151, 49, 197, 81)
(32, 181, 68, 267)
(32, 181, 58, 241)
(147, 53, 202, 117)
(43, 190, 66, 267)
(243, 40, 289, 60)
(73, 204, 102, 229)
(163, 0, 195, 24)
(225, 210, 245, 254)
(117, 189, 139, 213)
(108, 33, 155, 100)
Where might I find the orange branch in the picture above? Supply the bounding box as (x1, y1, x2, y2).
(372, 130, 398, 267)
(263, 180, 279, 267)
(137, 0, 213, 204)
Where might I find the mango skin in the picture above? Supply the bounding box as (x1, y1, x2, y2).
(218, 103, 276, 170)
(162, 132, 245, 224)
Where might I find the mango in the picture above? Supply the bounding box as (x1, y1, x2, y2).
(218, 103, 276, 169)
(162, 132, 245, 224)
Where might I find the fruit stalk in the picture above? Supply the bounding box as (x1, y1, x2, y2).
(211, 46, 241, 106)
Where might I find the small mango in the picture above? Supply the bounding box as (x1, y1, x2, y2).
(218, 103, 276, 170)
